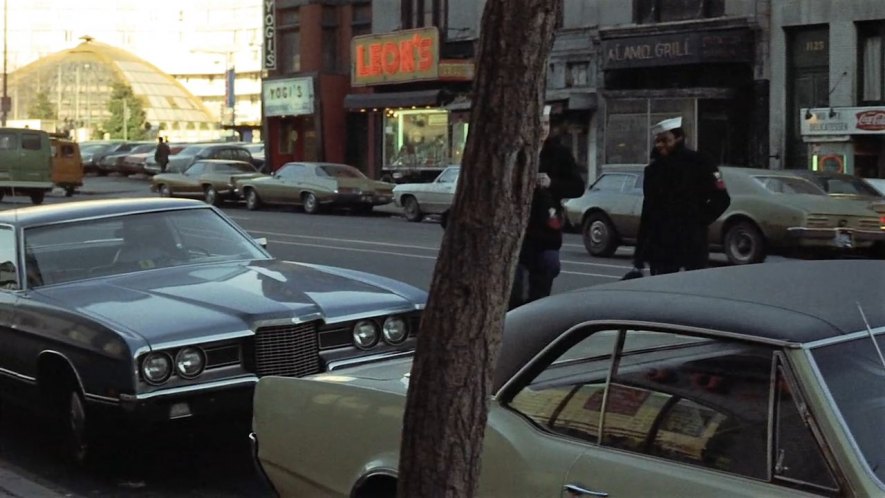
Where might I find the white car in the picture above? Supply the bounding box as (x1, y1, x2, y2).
(393, 166, 460, 222)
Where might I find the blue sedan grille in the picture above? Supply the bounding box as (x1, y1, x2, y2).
(253, 322, 322, 377)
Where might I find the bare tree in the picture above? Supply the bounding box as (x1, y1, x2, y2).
(398, 1, 563, 496)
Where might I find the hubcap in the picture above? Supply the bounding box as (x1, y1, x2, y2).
(247, 191, 257, 209)
(729, 231, 754, 262)
(305, 195, 316, 211)
(206, 188, 216, 204)
(590, 221, 608, 247)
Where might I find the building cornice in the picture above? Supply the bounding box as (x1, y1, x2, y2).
(599, 16, 757, 40)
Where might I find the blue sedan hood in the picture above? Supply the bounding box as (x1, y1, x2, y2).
(33, 259, 425, 347)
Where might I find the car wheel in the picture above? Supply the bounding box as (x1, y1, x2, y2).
(30, 191, 45, 205)
(302, 192, 320, 214)
(403, 196, 423, 222)
(245, 189, 261, 211)
(582, 212, 618, 257)
(724, 221, 766, 265)
(64, 186, 75, 197)
(158, 184, 172, 198)
(204, 185, 219, 206)
(50, 380, 92, 465)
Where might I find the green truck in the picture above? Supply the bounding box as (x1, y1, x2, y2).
(0, 128, 54, 204)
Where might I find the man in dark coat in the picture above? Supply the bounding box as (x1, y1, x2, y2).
(633, 117, 730, 276)
(154, 137, 171, 173)
(509, 107, 585, 309)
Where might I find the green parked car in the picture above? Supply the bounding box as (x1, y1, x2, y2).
(251, 260, 885, 498)
(151, 159, 265, 206)
(564, 165, 885, 265)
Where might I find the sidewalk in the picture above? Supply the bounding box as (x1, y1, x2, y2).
(0, 465, 65, 498)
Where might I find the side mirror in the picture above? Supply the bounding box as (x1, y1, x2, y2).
(254, 237, 268, 248)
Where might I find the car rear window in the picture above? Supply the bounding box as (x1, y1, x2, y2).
(754, 176, 825, 195)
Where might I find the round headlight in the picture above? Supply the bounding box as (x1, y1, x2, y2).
(382, 316, 408, 345)
(141, 353, 172, 384)
(175, 347, 205, 379)
(353, 320, 380, 349)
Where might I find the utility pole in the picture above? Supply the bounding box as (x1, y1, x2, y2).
(2, 0, 8, 127)
(122, 99, 129, 140)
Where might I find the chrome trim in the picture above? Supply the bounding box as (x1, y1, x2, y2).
(142, 329, 254, 356)
(775, 351, 844, 492)
(322, 308, 421, 326)
(326, 351, 414, 371)
(84, 393, 121, 405)
(563, 484, 608, 497)
(350, 468, 398, 498)
(787, 226, 885, 240)
(127, 376, 257, 401)
(495, 320, 796, 399)
(807, 345, 885, 490)
(0, 366, 36, 383)
(804, 327, 885, 349)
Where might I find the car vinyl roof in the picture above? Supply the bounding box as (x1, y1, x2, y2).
(494, 260, 885, 391)
(0, 197, 207, 227)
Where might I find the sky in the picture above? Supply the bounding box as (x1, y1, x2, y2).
(6, 0, 262, 74)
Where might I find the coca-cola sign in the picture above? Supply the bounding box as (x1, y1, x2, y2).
(856, 110, 885, 131)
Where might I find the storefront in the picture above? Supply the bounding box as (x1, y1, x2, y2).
(262, 76, 317, 171)
(801, 106, 885, 178)
(344, 27, 473, 182)
(599, 22, 762, 167)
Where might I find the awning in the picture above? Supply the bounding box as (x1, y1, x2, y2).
(344, 90, 446, 110)
(443, 90, 598, 112)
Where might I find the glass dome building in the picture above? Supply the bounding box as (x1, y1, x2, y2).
(9, 38, 219, 141)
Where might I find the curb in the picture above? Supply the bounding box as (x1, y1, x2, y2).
(0, 466, 66, 498)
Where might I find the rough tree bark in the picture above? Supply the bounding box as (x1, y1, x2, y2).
(398, 1, 562, 497)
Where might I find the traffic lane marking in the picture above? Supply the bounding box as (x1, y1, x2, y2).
(270, 240, 622, 279)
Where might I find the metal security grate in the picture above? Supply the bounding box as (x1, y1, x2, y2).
(254, 322, 322, 377)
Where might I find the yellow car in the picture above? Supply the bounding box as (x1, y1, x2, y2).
(252, 260, 885, 498)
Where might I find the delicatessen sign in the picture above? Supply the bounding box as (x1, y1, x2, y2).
(801, 107, 885, 136)
(351, 28, 440, 86)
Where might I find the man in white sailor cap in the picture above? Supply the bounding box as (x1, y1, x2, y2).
(631, 116, 730, 276)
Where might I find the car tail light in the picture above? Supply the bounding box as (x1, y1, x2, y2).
(880, 215, 885, 230)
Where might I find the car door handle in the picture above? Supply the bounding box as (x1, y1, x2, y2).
(563, 484, 608, 497)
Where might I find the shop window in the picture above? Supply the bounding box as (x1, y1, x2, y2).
(859, 22, 885, 103)
(384, 109, 450, 168)
(634, 0, 724, 24)
(604, 99, 695, 164)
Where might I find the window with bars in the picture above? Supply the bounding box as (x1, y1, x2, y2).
(401, 0, 447, 33)
(634, 0, 724, 24)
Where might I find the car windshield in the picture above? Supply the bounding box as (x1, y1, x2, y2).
(129, 144, 157, 154)
(317, 164, 366, 179)
(23, 208, 269, 287)
(753, 176, 826, 195)
(812, 333, 885, 484)
(81, 144, 111, 153)
(178, 146, 207, 156)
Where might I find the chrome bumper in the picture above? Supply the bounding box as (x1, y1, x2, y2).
(787, 227, 885, 248)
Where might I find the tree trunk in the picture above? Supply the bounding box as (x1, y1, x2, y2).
(398, 1, 562, 497)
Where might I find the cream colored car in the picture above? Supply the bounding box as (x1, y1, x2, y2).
(251, 260, 885, 498)
(564, 166, 885, 265)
